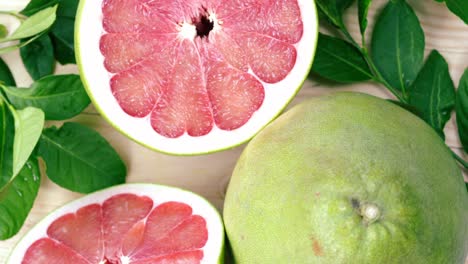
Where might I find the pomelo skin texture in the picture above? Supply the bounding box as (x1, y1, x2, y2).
(223, 92, 468, 263)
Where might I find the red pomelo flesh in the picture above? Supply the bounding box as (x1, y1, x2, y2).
(99, 0, 303, 138)
(22, 194, 208, 264)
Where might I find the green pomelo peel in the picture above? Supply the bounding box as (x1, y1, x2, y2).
(224, 92, 468, 263)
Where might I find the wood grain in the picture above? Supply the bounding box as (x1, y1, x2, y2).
(0, 0, 467, 262)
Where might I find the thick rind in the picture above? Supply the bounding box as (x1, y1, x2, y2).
(7, 184, 225, 264)
(224, 92, 468, 263)
(75, 0, 319, 155)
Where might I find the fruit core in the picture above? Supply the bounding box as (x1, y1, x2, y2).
(103, 256, 130, 264)
(193, 9, 215, 38)
(178, 8, 220, 40)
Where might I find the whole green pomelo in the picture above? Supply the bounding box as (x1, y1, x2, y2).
(223, 92, 468, 263)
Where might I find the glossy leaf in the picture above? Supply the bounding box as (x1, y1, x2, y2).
(21, 0, 60, 16)
(0, 157, 40, 240)
(371, 0, 425, 92)
(1, 75, 90, 120)
(315, 0, 353, 28)
(0, 34, 43, 56)
(0, 58, 16, 86)
(456, 69, 468, 152)
(0, 98, 14, 188)
(358, 0, 372, 34)
(12, 107, 44, 176)
(311, 33, 372, 83)
(20, 34, 55, 80)
(320, 0, 355, 26)
(38, 123, 126, 193)
(337, 0, 355, 10)
(446, 0, 468, 24)
(3, 6, 57, 42)
(408, 51, 456, 138)
(50, 0, 78, 64)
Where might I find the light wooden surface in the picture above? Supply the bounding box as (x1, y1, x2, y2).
(0, 0, 467, 262)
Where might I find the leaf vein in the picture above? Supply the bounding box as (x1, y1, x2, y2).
(40, 134, 107, 177)
(321, 48, 373, 78)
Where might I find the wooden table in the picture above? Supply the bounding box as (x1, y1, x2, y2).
(1, 0, 467, 262)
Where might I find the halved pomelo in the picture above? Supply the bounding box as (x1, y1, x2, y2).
(7, 184, 224, 264)
(75, 0, 318, 155)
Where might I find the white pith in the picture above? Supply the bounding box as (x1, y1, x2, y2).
(76, 0, 318, 155)
(177, 22, 197, 40)
(7, 184, 224, 264)
(208, 12, 222, 32)
(177, 10, 222, 39)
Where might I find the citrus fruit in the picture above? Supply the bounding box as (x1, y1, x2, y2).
(223, 92, 468, 263)
(8, 184, 224, 263)
(75, 0, 318, 155)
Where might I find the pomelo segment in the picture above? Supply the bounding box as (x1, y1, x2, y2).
(75, 0, 318, 154)
(8, 184, 224, 264)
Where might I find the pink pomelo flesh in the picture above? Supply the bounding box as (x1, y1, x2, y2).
(22, 194, 208, 264)
(99, 0, 304, 138)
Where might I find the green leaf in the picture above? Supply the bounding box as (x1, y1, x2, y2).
(55, 0, 79, 18)
(0, 157, 40, 240)
(358, 0, 372, 34)
(12, 107, 44, 177)
(337, 0, 355, 10)
(408, 50, 456, 138)
(1, 75, 90, 120)
(0, 58, 16, 86)
(49, 19, 75, 64)
(446, 0, 468, 24)
(315, 0, 351, 28)
(371, 0, 425, 92)
(3, 6, 57, 42)
(0, 98, 15, 188)
(50, 0, 79, 64)
(20, 34, 55, 80)
(38, 122, 126, 193)
(316, 0, 355, 28)
(0, 34, 44, 56)
(21, 0, 59, 17)
(17, 0, 77, 66)
(0, 25, 7, 39)
(311, 33, 373, 83)
(456, 69, 468, 152)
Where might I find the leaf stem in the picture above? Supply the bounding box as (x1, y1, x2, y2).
(339, 27, 408, 104)
(0, 33, 43, 55)
(0, 11, 26, 21)
(361, 35, 367, 50)
(341, 29, 360, 49)
(452, 151, 468, 170)
(362, 49, 408, 103)
(0, 88, 7, 103)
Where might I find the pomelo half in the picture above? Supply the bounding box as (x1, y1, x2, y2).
(224, 92, 468, 263)
(8, 184, 224, 264)
(75, 0, 318, 155)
